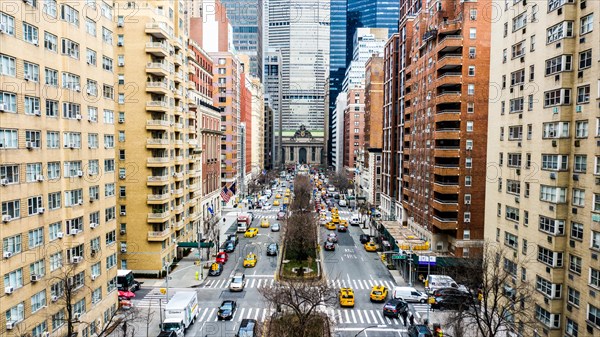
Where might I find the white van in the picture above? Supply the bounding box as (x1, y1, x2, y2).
(426, 275, 466, 293)
(393, 286, 428, 303)
(349, 215, 361, 226)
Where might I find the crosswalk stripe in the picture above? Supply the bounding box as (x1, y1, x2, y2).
(344, 310, 350, 324)
(261, 308, 267, 322)
(362, 310, 371, 324)
(207, 308, 216, 322)
(336, 310, 342, 324)
(376, 311, 385, 324)
(350, 310, 357, 324)
(198, 308, 209, 322)
(257, 279, 263, 288)
(249, 279, 256, 288)
(356, 310, 363, 324)
(253, 308, 259, 320)
(238, 308, 246, 321)
(269, 279, 274, 287)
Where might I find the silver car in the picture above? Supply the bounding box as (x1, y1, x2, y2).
(271, 223, 280, 232)
(229, 273, 246, 292)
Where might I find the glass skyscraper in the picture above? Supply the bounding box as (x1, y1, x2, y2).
(326, 0, 398, 165)
(220, 0, 260, 76)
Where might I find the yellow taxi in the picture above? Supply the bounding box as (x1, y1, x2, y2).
(331, 216, 340, 224)
(364, 242, 378, 252)
(326, 222, 337, 230)
(339, 219, 348, 227)
(244, 228, 259, 238)
(273, 200, 280, 206)
(283, 197, 289, 205)
(275, 194, 282, 199)
(331, 207, 339, 214)
(339, 288, 355, 307)
(260, 219, 270, 228)
(243, 253, 257, 268)
(370, 285, 388, 302)
(284, 189, 291, 197)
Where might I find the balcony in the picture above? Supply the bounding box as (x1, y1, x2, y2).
(145, 62, 169, 77)
(173, 172, 184, 181)
(147, 229, 170, 241)
(147, 157, 170, 167)
(433, 182, 460, 194)
(434, 147, 460, 157)
(174, 71, 184, 83)
(436, 73, 462, 86)
(147, 175, 169, 186)
(436, 55, 462, 69)
(189, 211, 201, 220)
(145, 23, 170, 39)
(146, 81, 169, 95)
(174, 89, 183, 100)
(435, 91, 462, 104)
(433, 165, 460, 175)
(437, 35, 463, 52)
(174, 122, 183, 130)
(434, 129, 460, 140)
(173, 205, 184, 214)
(173, 188, 184, 196)
(434, 110, 461, 122)
(174, 54, 183, 66)
(433, 199, 459, 212)
(174, 156, 184, 163)
(146, 120, 170, 131)
(147, 211, 171, 222)
(145, 42, 169, 57)
(432, 216, 459, 230)
(147, 193, 170, 203)
(146, 138, 169, 149)
(173, 220, 185, 230)
(189, 183, 200, 191)
(172, 37, 183, 50)
(146, 101, 169, 112)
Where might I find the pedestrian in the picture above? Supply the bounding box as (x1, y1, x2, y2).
(400, 310, 408, 327)
(409, 314, 415, 326)
(435, 326, 443, 337)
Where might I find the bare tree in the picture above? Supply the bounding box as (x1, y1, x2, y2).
(284, 212, 317, 261)
(291, 175, 311, 211)
(328, 172, 352, 193)
(259, 280, 336, 337)
(443, 242, 540, 337)
(247, 179, 262, 196)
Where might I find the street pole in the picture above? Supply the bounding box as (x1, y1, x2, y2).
(408, 243, 413, 287)
(165, 263, 170, 301)
(426, 255, 431, 324)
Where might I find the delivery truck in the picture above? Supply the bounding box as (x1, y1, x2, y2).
(161, 291, 199, 337)
(237, 213, 253, 232)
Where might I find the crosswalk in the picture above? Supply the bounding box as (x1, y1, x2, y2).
(326, 308, 407, 326)
(200, 277, 275, 289)
(326, 279, 396, 290)
(195, 307, 275, 323)
(131, 288, 166, 309)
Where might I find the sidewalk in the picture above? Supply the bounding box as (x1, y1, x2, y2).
(137, 206, 246, 289)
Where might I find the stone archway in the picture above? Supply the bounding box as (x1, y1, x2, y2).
(299, 147, 307, 164)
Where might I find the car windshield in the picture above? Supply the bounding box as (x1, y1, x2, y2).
(373, 291, 382, 295)
(221, 302, 233, 309)
(162, 323, 181, 331)
(232, 277, 243, 283)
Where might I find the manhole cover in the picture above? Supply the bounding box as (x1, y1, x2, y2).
(220, 291, 246, 299)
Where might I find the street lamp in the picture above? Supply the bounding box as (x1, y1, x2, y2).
(354, 325, 379, 337)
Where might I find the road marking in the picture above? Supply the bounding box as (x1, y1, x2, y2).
(238, 308, 246, 320)
(344, 310, 350, 324)
(356, 310, 363, 324)
(376, 311, 386, 324)
(253, 308, 259, 320)
(363, 310, 371, 324)
(198, 308, 209, 322)
(257, 279, 263, 288)
(350, 310, 357, 324)
(261, 308, 267, 322)
(207, 308, 216, 322)
(248, 279, 255, 288)
(269, 279, 274, 287)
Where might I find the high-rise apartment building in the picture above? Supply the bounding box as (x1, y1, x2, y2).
(343, 89, 365, 170)
(219, 0, 260, 76)
(331, 94, 347, 171)
(115, 0, 201, 274)
(188, 38, 223, 259)
(396, 0, 491, 256)
(362, 56, 384, 206)
(0, 1, 118, 335)
(263, 0, 329, 165)
(327, 0, 399, 166)
(262, 48, 282, 166)
(485, 0, 600, 335)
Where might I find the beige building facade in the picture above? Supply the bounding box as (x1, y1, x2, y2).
(0, 1, 118, 336)
(115, 0, 201, 275)
(485, 0, 600, 335)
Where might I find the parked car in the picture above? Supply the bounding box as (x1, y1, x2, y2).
(431, 287, 471, 298)
(224, 241, 235, 253)
(277, 211, 286, 220)
(271, 223, 280, 232)
(226, 234, 238, 246)
(431, 294, 474, 310)
(236, 319, 257, 337)
(393, 286, 428, 303)
(337, 224, 347, 232)
(326, 233, 338, 243)
(359, 234, 370, 244)
(407, 324, 433, 337)
(266, 243, 278, 256)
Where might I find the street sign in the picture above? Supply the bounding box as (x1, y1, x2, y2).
(392, 254, 406, 260)
(418, 255, 436, 266)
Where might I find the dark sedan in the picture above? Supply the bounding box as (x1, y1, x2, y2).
(359, 234, 370, 244)
(266, 243, 278, 256)
(431, 294, 474, 310)
(217, 300, 237, 320)
(224, 240, 235, 253)
(324, 241, 335, 251)
(208, 263, 223, 276)
(382, 299, 408, 318)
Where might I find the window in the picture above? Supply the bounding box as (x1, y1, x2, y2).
(572, 189, 585, 207)
(574, 155, 587, 173)
(545, 55, 572, 76)
(465, 176, 471, 186)
(23, 62, 40, 82)
(62, 72, 80, 90)
(541, 154, 568, 171)
(547, 21, 574, 44)
(531, 4, 538, 22)
(522, 239, 528, 254)
(32, 321, 47, 337)
(566, 318, 578, 337)
(0, 92, 17, 113)
(48, 192, 61, 210)
(508, 126, 522, 140)
(88, 160, 99, 176)
(507, 153, 521, 167)
(87, 49, 97, 66)
(92, 287, 102, 304)
(536, 276, 561, 298)
(511, 40, 525, 59)
(63, 132, 81, 148)
(579, 49, 592, 69)
(44, 32, 57, 52)
(103, 134, 114, 148)
(580, 14, 593, 35)
(504, 232, 518, 249)
(530, 35, 535, 51)
(538, 245, 563, 267)
(102, 56, 113, 72)
(49, 252, 62, 271)
(88, 133, 98, 149)
(47, 162, 59, 180)
(5, 303, 24, 324)
(31, 290, 47, 313)
(577, 85, 590, 104)
(60, 4, 79, 26)
(4, 268, 23, 289)
(104, 159, 114, 172)
(540, 185, 567, 203)
(106, 253, 117, 269)
(465, 158, 472, 168)
(510, 69, 525, 86)
(544, 88, 571, 107)
(467, 66, 475, 76)
(466, 121, 473, 132)
(505, 206, 519, 222)
(512, 12, 527, 31)
(44, 67, 59, 87)
(3, 234, 22, 254)
(0, 12, 16, 36)
(25, 130, 41, 148)
(469, 27, 476, 39)
(467, 84, 475, 95)
(49, 222, 61, 241)
(73, 298, 86, 315)
(105, 183, 115, 197)
(592, 231, 600, 250)
(569, 254, 582, 274)
(575, 120, 588, 138)
(28, 196, 43, 215)
(22, 22, 39, 44)
(64, 189, 83, 206)
(0, 165, 19, 185)
(101, 27, 112, 44)
(103, 110, 114, 123)
(506, 180, 520, 195)
(28, 228, 44, 248)
(105, 206, 116, 222)
(26, 163, 42, 182)
(0, 54, 16, 77)
(30, 259, 45, 278)
(61, 38, 80, 59)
